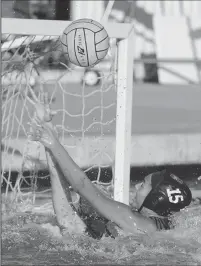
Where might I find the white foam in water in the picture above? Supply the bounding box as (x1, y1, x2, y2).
(2, 184, 201, 266)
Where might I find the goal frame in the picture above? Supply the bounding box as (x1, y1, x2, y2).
(2, 18, 134, 205)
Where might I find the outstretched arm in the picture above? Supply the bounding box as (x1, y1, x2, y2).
(28, 92, 85, 233)
(46, 138, 85, 233)
(30, 119, 157, 234)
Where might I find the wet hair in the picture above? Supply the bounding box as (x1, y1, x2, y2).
(138, 170, 192, 216)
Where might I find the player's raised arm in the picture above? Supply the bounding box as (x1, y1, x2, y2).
(29, 115, 157, 234)
(28, 91, 86, 232)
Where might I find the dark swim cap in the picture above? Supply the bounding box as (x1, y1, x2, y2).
(138, 170, 192, 216)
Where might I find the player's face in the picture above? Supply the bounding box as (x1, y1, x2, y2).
(134, 174, 153, 209)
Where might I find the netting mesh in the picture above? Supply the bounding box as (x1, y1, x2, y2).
(1, 33, 117, 201)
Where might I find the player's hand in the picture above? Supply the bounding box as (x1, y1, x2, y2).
(28, 90, 57, 123)
(28, 117, 57, 148)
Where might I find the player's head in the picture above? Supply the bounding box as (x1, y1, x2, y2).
(135, 170, 192, 216)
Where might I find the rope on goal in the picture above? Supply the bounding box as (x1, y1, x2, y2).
(2, 7, 118, 205)
(2, 39, 116, 207)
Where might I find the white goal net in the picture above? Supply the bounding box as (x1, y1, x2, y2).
(1, 18, 134, 205)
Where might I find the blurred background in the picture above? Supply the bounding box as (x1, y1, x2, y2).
(2, 0, 201, 84)
(2, 1, 201, 184)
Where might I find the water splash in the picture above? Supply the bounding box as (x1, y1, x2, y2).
(2, 190, 201, 265)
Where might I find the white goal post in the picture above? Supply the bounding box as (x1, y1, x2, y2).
(2, 18, 134, 205)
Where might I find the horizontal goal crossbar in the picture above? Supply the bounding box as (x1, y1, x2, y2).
(2, 18, 133, 39)
(134, 58, 201, 65)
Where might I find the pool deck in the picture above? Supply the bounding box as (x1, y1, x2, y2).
(2, 83, 201, 171)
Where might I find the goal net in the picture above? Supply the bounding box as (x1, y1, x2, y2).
(1, 18, 134, 206)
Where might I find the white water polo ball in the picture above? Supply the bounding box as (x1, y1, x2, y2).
(61, 18, 109, 67)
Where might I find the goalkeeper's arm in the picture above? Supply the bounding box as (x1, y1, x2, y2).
(41, 123, 157, 234)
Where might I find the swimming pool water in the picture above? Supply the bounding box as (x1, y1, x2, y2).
(2, 183, 201, 266)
